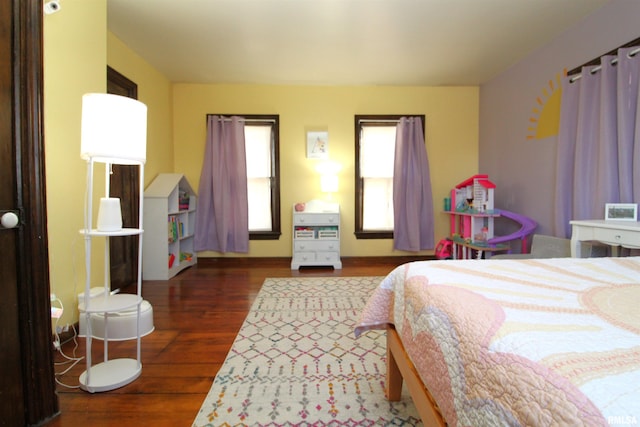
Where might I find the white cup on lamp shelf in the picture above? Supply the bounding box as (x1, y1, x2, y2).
(96, 197, 123, 231)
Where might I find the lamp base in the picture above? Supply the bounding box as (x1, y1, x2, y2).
(79, 358, 141, 393)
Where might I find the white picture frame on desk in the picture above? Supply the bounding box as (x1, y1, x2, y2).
(605, 203, 638, 221)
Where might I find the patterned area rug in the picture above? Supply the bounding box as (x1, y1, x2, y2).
(192, 276, 422, 426)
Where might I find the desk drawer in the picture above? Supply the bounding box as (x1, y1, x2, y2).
(593, 227, 627, 245)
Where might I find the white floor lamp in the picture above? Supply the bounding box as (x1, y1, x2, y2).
(78, 93, 151, 392)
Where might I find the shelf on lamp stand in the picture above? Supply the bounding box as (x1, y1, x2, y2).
(79, 358, 142, 393)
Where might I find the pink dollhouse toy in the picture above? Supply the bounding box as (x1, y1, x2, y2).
(450, 174, 498, 242)
(443, 174, 537, 259)
(452, 174, 495, 213)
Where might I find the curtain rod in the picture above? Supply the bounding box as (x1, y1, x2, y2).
(207, 114, 276, 123)
(359, 119, 401, 124)
(569, 45, 640, 83)
(358, 116, 423, 124)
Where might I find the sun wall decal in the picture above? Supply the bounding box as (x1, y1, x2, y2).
(526, 71, 565, 140)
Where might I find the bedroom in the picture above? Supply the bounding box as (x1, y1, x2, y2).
(4, 0, 639, 424)
(42, 0, 640, 332)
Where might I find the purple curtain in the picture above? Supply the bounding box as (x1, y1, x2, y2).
(194, 115, 249, 253)
(554, 47, 640, 237)
(393, 117, 434, 251)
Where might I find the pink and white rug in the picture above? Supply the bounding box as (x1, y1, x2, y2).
(192, 276, 421, 426)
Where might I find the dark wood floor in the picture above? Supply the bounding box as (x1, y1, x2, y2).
(45, 257, 420, 427)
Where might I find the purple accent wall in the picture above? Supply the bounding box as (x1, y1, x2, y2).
(479, 0, 640, 238)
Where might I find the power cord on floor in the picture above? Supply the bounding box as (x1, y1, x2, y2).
(52, 231, 86, 389)
(54, 323, 84, 389)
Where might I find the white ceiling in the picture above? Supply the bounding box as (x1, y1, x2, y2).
(107, 0, 609, 86)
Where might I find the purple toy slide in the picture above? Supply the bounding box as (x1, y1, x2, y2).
(487, 210, 537, 253)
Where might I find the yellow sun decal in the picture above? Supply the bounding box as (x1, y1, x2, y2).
(527, 71, 565, 140)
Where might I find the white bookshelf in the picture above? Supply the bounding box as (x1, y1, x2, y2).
(142, 174, 197, 280)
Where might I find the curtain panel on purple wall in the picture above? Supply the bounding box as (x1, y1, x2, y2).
(393, 117, 435, 251)
(554, 47, 640, 237)
(194, 115, 249, 253)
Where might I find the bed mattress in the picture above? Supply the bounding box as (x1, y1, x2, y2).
(355, 257, 640, 426)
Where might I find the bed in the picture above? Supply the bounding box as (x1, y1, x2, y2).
(355, 256, 640, 426)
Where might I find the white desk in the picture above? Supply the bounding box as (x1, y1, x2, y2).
(570, 220, 640, 257)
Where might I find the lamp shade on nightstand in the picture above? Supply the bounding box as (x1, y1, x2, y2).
(80, 93, 147, 164)
(320, 174, 338, 193)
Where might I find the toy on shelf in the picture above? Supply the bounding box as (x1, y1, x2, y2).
(434, 238, 453, 260)
(487, 209, 537, 254)
(442, 174, 537, 259)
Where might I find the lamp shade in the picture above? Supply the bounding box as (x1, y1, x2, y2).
(320, 174, 339, 193)
(80, 93, 147, 164)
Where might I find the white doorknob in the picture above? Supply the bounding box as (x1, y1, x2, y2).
(1, 212, 19, 229)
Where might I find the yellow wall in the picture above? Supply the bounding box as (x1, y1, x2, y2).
(173, 84, 479, 257)
(44, 0, 107, 328)
(107, 32, 174, 183)
(43, 4, 175, 328)
(43, 0, 478, 327)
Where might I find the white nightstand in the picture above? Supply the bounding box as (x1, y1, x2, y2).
(291, 202, 342, 269)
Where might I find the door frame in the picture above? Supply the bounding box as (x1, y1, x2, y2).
(13, 0, 58, 423)
(107, 66, 140, 292)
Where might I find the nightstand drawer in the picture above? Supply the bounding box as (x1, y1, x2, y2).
(316, 251, 340, 263)
(292, 252, 316, 263)
(293, 213, 339, 226)
(294, 240, 339, 252)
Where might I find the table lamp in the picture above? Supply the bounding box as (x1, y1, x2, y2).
(320, 174, 338, 193)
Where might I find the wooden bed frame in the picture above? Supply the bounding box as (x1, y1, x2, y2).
(386, 325, 447, 427)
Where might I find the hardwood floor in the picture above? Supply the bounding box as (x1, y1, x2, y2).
(45, 257, 422, 427)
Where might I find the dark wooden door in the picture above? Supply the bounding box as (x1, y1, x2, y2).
(1, 0, 57, 425)
(0, 2, 25, 423)
(107, 66, 139, 292)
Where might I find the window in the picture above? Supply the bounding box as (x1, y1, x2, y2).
(212, 114, 281, 240)
(354, 115, 424, 239)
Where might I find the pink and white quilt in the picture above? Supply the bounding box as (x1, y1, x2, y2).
(355, 256, 640, 426)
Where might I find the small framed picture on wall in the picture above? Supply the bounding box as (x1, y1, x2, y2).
(306, 131, 329, 159)
(604, 203, 638, 221)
